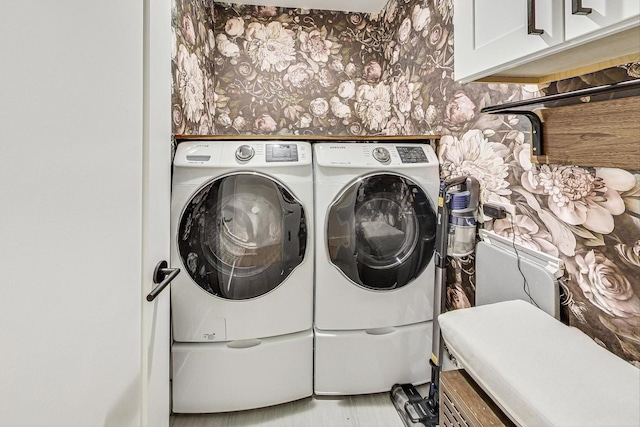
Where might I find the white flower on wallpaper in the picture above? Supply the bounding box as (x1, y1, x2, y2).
(392, 75, 414, 113)
(493, 215, 560, 257)
(299, 29, 332, 63)
(309, 98, 330, 118)
(176, 44, 205, 122)
(246, 22, 296, 72)
(338, 80, 356, 99)
(225, 17, 245, 37)
(355, 82, 392, 132)
(216, 34, 240, 58)
(397, 17, 412, 44)
(411, 4, 431, 32)
(439, 129, 511, 204)
(567, 250, 640, 318)
(522, 166, 635, 234)
(330, 97, 352, 120)
(283, 62, 315, 89)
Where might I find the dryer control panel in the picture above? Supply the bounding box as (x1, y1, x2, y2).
(314, 142, 437, 168)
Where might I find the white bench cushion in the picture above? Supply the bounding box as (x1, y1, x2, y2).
(439, 300, 640, 427)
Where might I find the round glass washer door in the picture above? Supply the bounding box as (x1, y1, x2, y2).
(327, 173, 436, 291)
(178, 173, 307, 300)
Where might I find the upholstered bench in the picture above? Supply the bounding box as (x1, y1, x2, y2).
(438, 300, 640, 427)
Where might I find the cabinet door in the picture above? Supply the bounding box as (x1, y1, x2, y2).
(565, 0, 640, 41)
(454, 0, 564, 82)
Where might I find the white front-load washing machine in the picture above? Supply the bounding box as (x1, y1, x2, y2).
(170, 140, 313, 413)
(313, 142, 439, 395)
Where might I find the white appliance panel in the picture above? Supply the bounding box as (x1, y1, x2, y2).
(172, 330, 313, 413)
(314, 323, 432, 395)
(171, 141, 314, 342)
(312, 142, 439, 395)
(314, 143, 439, 330)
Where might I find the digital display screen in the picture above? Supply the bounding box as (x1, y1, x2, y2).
(397, 146, 428, 163)
(266, 144, 298, 162)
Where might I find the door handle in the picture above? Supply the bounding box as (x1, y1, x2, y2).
(527, 0, 544, 35)
(572, 0, 592, 15)
(147, 260, 180, 302)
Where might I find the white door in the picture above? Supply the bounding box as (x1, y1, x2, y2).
(454, 0, 564, 82)
(142, 0, 172, 426)
(0, 1, 171, 426)
(564, 0, 640, 41)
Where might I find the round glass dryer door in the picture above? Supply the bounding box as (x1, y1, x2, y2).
(327, 174, 436, 290)
(178, 173, 307, 300)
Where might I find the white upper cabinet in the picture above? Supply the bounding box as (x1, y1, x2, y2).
(454, 0, 640, 83)
(565, 0, 640, 40)
(454, 0, 563, 82)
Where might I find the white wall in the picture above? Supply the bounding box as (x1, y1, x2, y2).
(0, 1, 153, 425)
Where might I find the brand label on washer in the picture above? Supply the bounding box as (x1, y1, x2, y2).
(201, 317, 226, 341)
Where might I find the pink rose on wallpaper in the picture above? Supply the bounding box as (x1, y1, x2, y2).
(299, 30, 332, 63)
(427, 23, 448, 50)
(522, 166, 635, 234)
(283, 63, 314, 89)
(397, 17, 412, 44)
(310, 98, 330, 118)
(182, 14, 196, 45)
(318, 68, 337, 89)
(253, 114, 277, 133)
(348, 13, 367, 30)
(232, 116, 247, 132)
(411, 4, 431, 32)
(567, 250, 640, 318)
(224, 17, 245, 37)
(445, 90, 476, 125)
(492, 215, 559, 257)
(363, 60, 382, 82)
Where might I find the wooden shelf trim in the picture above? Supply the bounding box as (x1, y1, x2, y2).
(481, 79, 640, 169)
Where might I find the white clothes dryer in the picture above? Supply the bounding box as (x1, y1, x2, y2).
(313, 142, 439, 395)
(170, 141, 313, 413)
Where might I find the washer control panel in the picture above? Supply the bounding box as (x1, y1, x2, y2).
(314, 143, 438, 168)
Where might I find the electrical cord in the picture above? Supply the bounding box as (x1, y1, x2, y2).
(507, 212, 540, 309)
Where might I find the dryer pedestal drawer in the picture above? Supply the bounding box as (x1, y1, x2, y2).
(313, 322, 432, 395)
(172, 329, 313, 413)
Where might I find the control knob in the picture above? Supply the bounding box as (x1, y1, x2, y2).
(372, 147, 391, 164)
(235, 145, 255, 162)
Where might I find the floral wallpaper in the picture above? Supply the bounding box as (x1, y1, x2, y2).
(171, 0, 640, 366)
